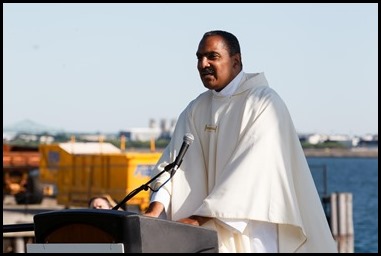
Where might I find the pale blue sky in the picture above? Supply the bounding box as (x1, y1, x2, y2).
(3, 3, 378, 136)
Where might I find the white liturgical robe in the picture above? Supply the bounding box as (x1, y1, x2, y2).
(150, 72, 338, 253)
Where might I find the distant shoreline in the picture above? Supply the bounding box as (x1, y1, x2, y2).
(303, 148, 378, 158)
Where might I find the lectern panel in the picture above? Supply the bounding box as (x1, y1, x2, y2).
(45, 223, 114, 243)
(33, 209, 218, 253)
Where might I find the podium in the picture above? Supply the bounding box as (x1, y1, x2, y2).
(27, 209, 218, 253)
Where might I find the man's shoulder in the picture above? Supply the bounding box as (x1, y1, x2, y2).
(183, 90, 212, 111)
(238, 72, 272, 94)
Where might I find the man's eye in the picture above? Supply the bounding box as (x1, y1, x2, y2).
(207, 53, 218, 60)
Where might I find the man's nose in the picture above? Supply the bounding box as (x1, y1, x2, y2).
(201, 58, 207, 66)
(199, 57, 210, 69)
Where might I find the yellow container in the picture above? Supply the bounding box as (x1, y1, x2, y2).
(39, 142, 161, 212)
(39, 143, 62, 197)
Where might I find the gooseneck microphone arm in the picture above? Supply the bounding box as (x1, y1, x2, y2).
(112, 133, 194, 211)
(112, 162, 175, 210)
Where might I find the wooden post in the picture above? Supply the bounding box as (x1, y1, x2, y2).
(120, 135, 126, 152)
(150, 137, 156, 152)
(14, 237, 25, 253)
(329, 192, 354, 253)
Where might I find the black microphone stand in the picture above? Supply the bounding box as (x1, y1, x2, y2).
(112, 162, 176, 211)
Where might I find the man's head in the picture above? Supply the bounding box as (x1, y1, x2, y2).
(196, 30, 243, 91)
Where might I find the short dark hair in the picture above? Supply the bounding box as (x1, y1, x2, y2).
(88, 196, 112, 208)
(202, 30, 241, 57)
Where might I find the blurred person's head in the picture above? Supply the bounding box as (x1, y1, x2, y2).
(88, 196, 113, 209)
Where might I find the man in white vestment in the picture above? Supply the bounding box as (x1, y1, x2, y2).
(144, 30, 338, 253)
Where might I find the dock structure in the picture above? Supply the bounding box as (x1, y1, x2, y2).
(3, 193, 354, 253)
(329, 192, 354, 253)
(3, 231, 34, 253)
(3, 196, 64, 253)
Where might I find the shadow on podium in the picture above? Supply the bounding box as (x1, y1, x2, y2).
(27, 209, 218, 253)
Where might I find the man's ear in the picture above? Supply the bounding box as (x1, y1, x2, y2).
(233, 53, 241, 69)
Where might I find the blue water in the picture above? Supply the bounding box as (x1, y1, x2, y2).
(307, 157, 378, 253)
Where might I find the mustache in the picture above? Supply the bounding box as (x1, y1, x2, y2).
(200, 68, 215, 76)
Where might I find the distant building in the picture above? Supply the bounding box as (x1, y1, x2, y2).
(307, 134, 329, 145)
(119, 127, 162, 141)
(327, 134, 354, 147)
(357, 134, 378, 148)
(119, 118, 177, 141)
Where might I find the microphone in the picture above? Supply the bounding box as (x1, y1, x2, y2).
(172, 133, 194, 171)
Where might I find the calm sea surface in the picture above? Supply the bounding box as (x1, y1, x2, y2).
(307, 157, 378, 253)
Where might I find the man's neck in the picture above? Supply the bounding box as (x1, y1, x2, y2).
(214, 70, 244, 97)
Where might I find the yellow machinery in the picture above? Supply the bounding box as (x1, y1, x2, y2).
(39, 142, 162, 212)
